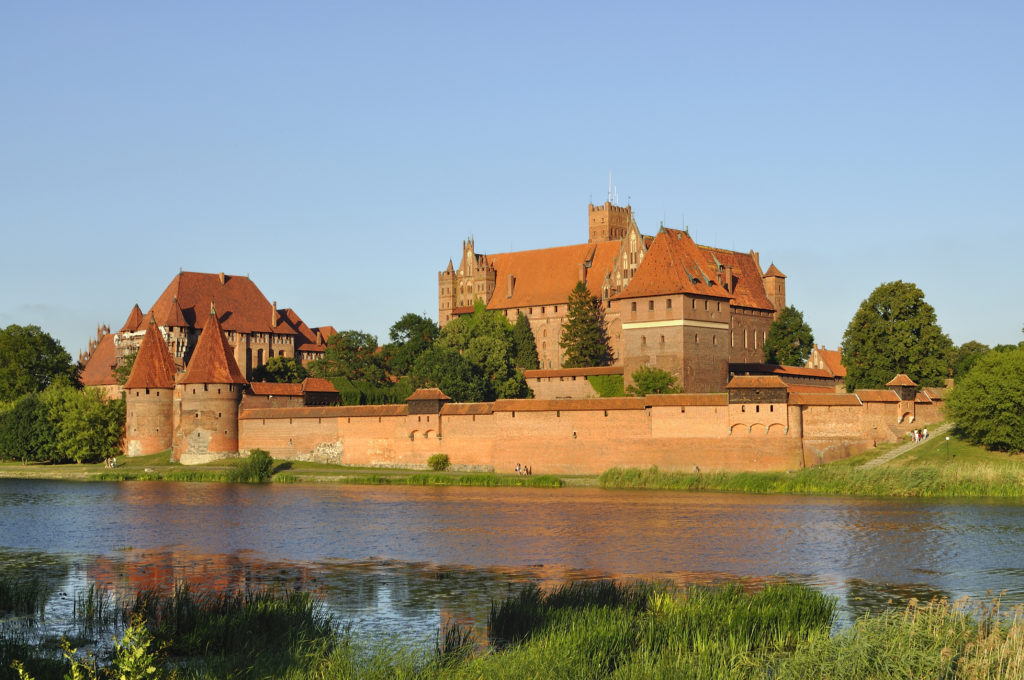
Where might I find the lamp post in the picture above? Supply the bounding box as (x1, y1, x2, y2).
(946, 435, 950, 461)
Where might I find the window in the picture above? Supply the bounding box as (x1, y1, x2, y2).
(648, 300, 654, 311)
(641, 335, 647, 347)
(631, 301, 637, 312)
(666, 299, 672, 310)
(694, 333, 699, 344)
(704, 300, 709, 311)
(691, 299, 696, 309)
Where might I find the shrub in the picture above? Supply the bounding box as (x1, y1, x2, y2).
(230, 449, 274, 483)
(428, 453, 450, 471)
(626, 366, 680, 396)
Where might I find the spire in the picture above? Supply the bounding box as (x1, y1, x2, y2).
(120, 304, 144, 333)
(180, 310, 246, 385)
(123, 317, 177, 389)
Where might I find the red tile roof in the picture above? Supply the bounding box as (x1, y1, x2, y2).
(886, 374, 918, 387)
(120, 304, 144, 333)
(240, 404, 408, 419)
(730, 363, 836, 379)
(856, 389, 900, 403)
(492, 397, 645, 412)
(180, 310, 247, 384)
(763, 263, 786, 278)
(786, 385, 839, 394)
(441, 403, 494, 416)
(248, 382, 303, 396)
(726, 375, 789, 389)
(148, 272, 295, 335)
(523, 366, 624, 379)
(407, 387, 451, 401)
(79, 333, 118, 386)
(613, 229, 775, 311)
(922, 387, 948, 400)
(484, 240, 622, 310)
(644, 393, 728, 407)
(789, 393, 862, 406)
(124, 319, 178, 389)
(279, 308, 326, 352)
(301, 377, 338, 393)
(806, 346, 847, 378)
(915, 393, 933, 404)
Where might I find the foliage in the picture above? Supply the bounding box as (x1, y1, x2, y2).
(626, 366, 681, 396)
(251, 356, 307, 383)
(952, 340, 990, 378)
(587, 374, 624, 397)
(559, 282, 613, 368)
(763, 305, 814, 366)
(307, 330, 386, 386)
(0, 324, 78, 401)
(0, 382, 123, 464)
(511, 313, 539, 370)
(230, 449, 274, 483)
(841, 281, 953, 390)
(113, 349, 137, 386)
(427, 454, 450, 471)
(948, 347, 1024, 452)
(411, 302, 529, 402)
(384, 313, 439, 377)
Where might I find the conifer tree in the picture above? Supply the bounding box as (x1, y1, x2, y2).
(559, 282, 613, 368)
(512, 312, 539, 370)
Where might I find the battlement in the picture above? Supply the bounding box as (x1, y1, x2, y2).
(588, 201, 632, 243)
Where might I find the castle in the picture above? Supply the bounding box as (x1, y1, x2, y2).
(80, 271, 336, 397)
(439, 202, 786, 392)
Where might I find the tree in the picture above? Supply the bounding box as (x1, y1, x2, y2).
(0, 392, 55, 462)
(626, 366, 681, 396)
(841, 281, 953, 390)
(763, 306, 814, 366)
(952, 341, 990, 378)
(512, 312, 539, 370)
(307, 330, 386, 385)
(560, 282, 613, 368)
(410, 302, 530, 402)
(383, 313, 439, 377)
(0, 324, 77, 401)
(947, 346, 1024, 452)
(113, 350, 137, 386)
(251, 356, 307, 383)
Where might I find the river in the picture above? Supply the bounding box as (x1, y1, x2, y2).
(2, 479, 1023, 641)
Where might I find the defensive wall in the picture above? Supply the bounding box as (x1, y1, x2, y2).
(235, 381, 945, 475)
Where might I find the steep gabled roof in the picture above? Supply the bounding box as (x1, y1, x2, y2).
(887, 374, 918, 387)
(612, 229, 775, 311)
(483, 240, 622, 310)
(808, 346, 847, 378)
(124, 318, 177, 389)
(79, 333, 118, 386)
(147, 272, 296, 335)
(407, 387, 450, 402)
(180, 309, 247, 384)
(301, 377, 339, 394)
(278, 307, 326, 352)
(120, 305, 144, 333)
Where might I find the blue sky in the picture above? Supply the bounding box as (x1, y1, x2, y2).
(2, 1, 1021, 357)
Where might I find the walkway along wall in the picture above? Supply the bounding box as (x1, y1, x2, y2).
(236, 386, 944, 474)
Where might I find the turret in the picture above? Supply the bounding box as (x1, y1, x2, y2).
(174, 305, 247, 463)
(588, 202, 632, 243)
(123, 315, 178, 456)
(762, 263, 786, 319)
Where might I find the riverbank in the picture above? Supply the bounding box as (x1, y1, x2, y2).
(600, 429, 1024, 497)
(2, 577, 1020, 680)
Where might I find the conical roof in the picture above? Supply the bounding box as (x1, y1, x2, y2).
(120, 304, 145, 332)
(764, 263, 786, 278)
(180, 307, 247, 385)
(123, 317, 177, 389)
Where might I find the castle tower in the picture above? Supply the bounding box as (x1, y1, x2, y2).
(762, 263, 787, 319)
(588, 202, 632, 243)
(173, 305, 247, 463)
(438, 260, 457, 326)
(123, 315, 178, 456)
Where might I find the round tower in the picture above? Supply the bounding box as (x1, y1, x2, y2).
(174, 305, 247, 463)
(123, 316, 178, 456)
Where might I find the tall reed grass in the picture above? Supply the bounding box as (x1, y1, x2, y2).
(600, 463, 1024, 498)
(0, 577, 51, 618)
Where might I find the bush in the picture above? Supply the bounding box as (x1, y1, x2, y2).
(626, 366, 681, 396)
(428, 453, 450, 471)
(230, 449, 274, 483)
(948, 346, 1024, 452)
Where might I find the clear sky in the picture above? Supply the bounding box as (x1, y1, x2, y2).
(3, 1, 1021, 358)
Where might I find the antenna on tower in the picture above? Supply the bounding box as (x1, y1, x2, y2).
(613, 186, 619, 205)
(607, 173, 612, 203)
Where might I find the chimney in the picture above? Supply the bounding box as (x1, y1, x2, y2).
(272, 301, 280, 327)
(219, 272, 226, 285)
(722, 265, 733, 292)
(578, 263, 587, 283)
(506, 274, 515, 299)
(316, 329, 323, 345)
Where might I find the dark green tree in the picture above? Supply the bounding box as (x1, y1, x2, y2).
(251, 356, 308, 383)
(113, 349, 138, 386)
(841, 281, 953, 390)
(947, 346, 1024, 452)
(410, 345, 488, 403)
(626, 366, 681, 396)
(0, 392, 54, 462)
(560, 282, 613, 368)
(512, 312, 539, 370)
(762, 306, 814, 366)
(952, 341, 990, 378)
(0, 324, 77, 401)
(307, 330, 386, 385)
(384, 313, 439, 376)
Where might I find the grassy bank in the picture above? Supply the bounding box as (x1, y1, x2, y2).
(4, 578, 1024, 679)
(600, 431, 1024, 498)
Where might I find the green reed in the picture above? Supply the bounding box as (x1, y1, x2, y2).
(0, 577, 52, 619)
